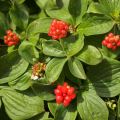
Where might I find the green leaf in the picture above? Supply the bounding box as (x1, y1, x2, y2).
(0, 98, 1, 108)
(46, 58, 67, 83)
(0, 88, 44, 120)
(28, 112, 49, 120)
(0, 50, 29, 84)
(88, 58, 120, 97)
(68, 0, 89, 25)
(44, 118, 54, 120)
(77, 14, 114, 36)
(77, 91, 108, 120)
(76, 45, 102, 65)
(46, 8, 73, 24)
(35, 0, 56, 9)
(0, 12, 8, 38)
(35, 0, 49, 8)
(14, 0, 25, 4)
(62, 34, 84, 57)
(28, 34, 40, 46)
(64, 64, 81, 84)
(60, 0, 70, 8)
(55, 104, 77, 120)
(118, 95, 120, 119)
(8, 71, 32, 91)
(42, 40, 66, 57)
(87, 2, 103, 14)
(26, 18, 52, 37)
(31, 83, 55, 101)
(68, 58, 86, 79)
(98, 0, 120, 17)
(48, 102, 58, 117)
(18, 41, 39, 64)
(9, 3, 29, 29)
(102, 46, 120, 59)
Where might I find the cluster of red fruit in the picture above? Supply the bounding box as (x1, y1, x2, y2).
(4, 29, 19, 46)
(48, 19, 69, 40)
(54, 82, 76, 107)
(102, 33, 120, 50)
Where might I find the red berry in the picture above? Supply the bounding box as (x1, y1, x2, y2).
(62, 86, 68, 93)
(63, 82, 68, 87)
(117, 41, 120, 46)
(102, 40, 107, 46)
(48, 19, 69, 40)
(63, 100, 70, 107)
(107, 43, 113, 48)
(54, 89, 62, 95)
(63, 93, 67, 97)
(108, 33, 114, 37)
(8, 41, 15, 46)
(6, 30, 12, 35)
(67, 87, 75, 95)
(71, 93, 76, 99)
(112, 46, 117, 50)
(57, 85, 62, 90)
(109, 37, 115, 42)
(115, 35, 119, 41)
(4, 29, 19, 46)
(64, 96, 72, 102)
(54, 82, 76, 107)
(56, 96, 63, 104)
(105, 36, 109, 41)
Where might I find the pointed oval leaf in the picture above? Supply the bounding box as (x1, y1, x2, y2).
(76, 45, 102, 65)
(98, 0, 120, 16)
(14, 0, 25, 4)
(77, 14, 114, 36)
(88, 58, 120, 97)
(68, 0, 89, 25)
(48, 102, 58, 117)
(0, 11, 8, 38)
(0, 98, 1, 108)
(8, 71, 32, 91)
(28, 112, 49, 120)
(9, 4, 29, 29)
(55, 104, 77, 120)
(1, 88, 44, 120)
(68, 58, 86, 79)
(46, 58, 67, 83)
(26, 18, 52, 37)
(62, 34, 84, 57)
(31, 83, 55, 101)
(46, 8, 73, 24)
(42, 40, 66, 57)
(18, 41, 39, 64)
(35, 0, 49, 8)
(118, 96, 120, 119)
(77, 91, 108, 120)
(0, 50, 29, 84)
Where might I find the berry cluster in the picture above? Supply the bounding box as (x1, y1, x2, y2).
(31, 62, 46, 80)
(4, 30, 19, 46)
(102, 33, 120, 50)
(54, 82, 76, 107)
(48, 19, 69, 40)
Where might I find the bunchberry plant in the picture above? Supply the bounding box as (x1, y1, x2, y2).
(0, 0, 120, 120)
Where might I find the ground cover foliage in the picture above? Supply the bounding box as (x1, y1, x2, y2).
(0, 0, 120, 120)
